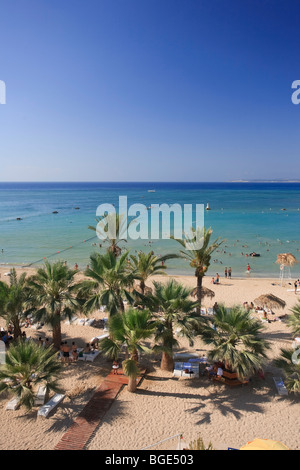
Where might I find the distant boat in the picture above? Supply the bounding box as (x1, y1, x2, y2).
(148, 190, 156, 192)
(206, 203, 211, 211)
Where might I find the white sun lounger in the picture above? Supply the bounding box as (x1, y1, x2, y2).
(6, 397, 20, 410)
(273, 377, 288, 396)
(34, 386, 47, 406)
(84, 350, 100, 362)
(85, 318, 95, 327)
(37, 393, 65, 417)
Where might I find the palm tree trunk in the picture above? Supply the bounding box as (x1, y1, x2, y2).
(12, 319, 22, 340)
(127, 376, 137, 393)
(52, 318, 62, 350)
(161, 352, 174, 371)
(196, 273, 203, 314)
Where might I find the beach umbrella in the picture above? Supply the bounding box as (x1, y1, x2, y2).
(276, 253, 298, 267)
(253, 294, 286, 310)
(131, 284, 153, 295)
(240, 438, 289, 450)
(191, 286, 215, 299)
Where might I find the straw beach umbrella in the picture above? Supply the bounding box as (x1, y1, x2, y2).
(253, 294, 286, 310)
(191, 286, 215, 300)
(276, 253, 298, 267)
(276, 253, 298, 285)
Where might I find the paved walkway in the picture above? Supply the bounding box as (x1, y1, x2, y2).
(54, 368, 145, 450)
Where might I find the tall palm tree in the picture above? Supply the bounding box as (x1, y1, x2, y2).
(288, 301, 300, 336)
(200, 304, 270, 379)
(172, 227, 224, 313)
(88, 213, 130, 257)
(0, 269, 30, 339)
(145, 279, 201, 372)
(80, 251, 136, 317)
(274, 348, 300, 394)
(27, 261, 82, 349)
(0, 341, 62, 410)
(129, 251, 173, 295)
(100, 308, 155, 392)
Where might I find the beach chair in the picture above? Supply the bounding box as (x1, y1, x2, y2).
(84, 350, 100, 362)
(34, 385, 47, 406)
(85, 318, 95, 327)
(6, 397, 20, 411)
(37, 393, 65, 418)
(200, 307, 207, 315)
(273, 377, 288, 396)
(207, 308, 214, 316)
(76, 318, 86, 326)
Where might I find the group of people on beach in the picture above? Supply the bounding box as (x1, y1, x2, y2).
(211, 268, 232, 284)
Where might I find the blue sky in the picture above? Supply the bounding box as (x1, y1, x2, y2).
(0, 0, 299, 182)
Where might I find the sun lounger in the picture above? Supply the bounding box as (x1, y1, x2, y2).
(173, 362, 199, 378)
(207, 308, 214, 316)
(200, 308, 207, 315)
(37, 393, 65, 417)
(34, 385, 47, 406)
(273, 377, 288, 396)
(76, 318, 86, 326)
(84, 350, 100, 362)
(85, 318, 95, 327)
(6, 397, 20, 410)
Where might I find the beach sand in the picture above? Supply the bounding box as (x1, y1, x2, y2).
(0, 267, 299, 450)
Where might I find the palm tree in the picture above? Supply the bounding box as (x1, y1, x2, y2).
(129, 251, 172, 295)
(172, 227, 224, 313)
(88, 213, 130, 257)
(145, 279, 201, 372)
(274, 348, 300, 394)
(0, 341, 62, 410)
(200, 304, 270, 380)
(0, 269, 30, 339)
(80, 251, 136, 317)
(27, 261, 82, 349)
(100, 308, 155, 392)
(288, 301, 300, 336)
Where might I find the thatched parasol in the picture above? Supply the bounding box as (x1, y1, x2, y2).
(132, 284, 153, 295)
(276, 253, 298, 267)
(253, 294, 286, 310)
(191, 286, 215, 299)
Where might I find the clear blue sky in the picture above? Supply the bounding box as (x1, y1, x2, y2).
(0, 0, 299, 182)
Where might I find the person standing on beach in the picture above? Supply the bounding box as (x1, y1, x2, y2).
(295, 280, 298, 294)
(224, 267, 227, 278)
(228, 267, 232, 279)
(247, 264, 251, 276)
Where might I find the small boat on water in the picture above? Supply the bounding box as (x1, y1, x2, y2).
(148, 190, 156, 193)
(206, 203, 211, 211)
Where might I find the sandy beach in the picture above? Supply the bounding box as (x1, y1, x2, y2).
(0, 266, 299, 450)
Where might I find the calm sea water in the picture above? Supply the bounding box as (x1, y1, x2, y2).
(0, 182, 300, 278)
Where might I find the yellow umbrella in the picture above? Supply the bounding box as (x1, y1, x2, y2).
(240, 438, 289, 450)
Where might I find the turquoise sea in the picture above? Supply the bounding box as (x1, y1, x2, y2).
(0, 182, 300, 278)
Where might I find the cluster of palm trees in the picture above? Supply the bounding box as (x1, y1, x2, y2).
(0, 222, 299, 408)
